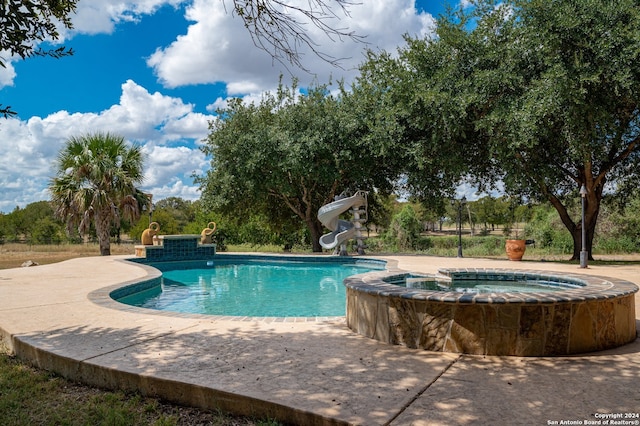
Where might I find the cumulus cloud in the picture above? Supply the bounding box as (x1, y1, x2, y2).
(148, 0, 436, 96)
(0, 0, 183, 88)
(148, 178, 203, 201)
(458, 0, 475, 9)
(69, 0, 184, 35)
(147, 0, 274, 89)
(0, 55, 17, 89)
(0, 80, 213, 212)
(142, 144, 207, 189)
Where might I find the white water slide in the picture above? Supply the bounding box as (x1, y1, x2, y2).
(318, 192, 366, 250)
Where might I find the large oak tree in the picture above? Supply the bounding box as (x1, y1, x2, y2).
(357, 0, 640, 260)
(198, 81, 398, 252)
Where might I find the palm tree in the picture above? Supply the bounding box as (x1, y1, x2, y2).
(49, 132, 150, 255)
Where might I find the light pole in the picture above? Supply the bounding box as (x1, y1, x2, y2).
(580, 185, 588, 268)
(452, 196, 466, 258)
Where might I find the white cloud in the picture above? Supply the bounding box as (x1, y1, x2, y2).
(148, 0, 436, 96)
(0, 80, 213, 212)
(147, 0, 274, 89)
(71, 2, 119, 34)
(161, 112, 211, 141)
(142, 145, 207, 188)
(148, 178, 202, 201)
(69, 0, 184, 35)
(459, 0, 474, 9)
(0, 54, 17, 89)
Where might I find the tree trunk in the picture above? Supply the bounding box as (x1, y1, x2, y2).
(270, 188, 326, 252)
(572, 184, 600, 261)
(307, 219, 324, 252)
(548, 185, 600, 261)
(466, 205, 475, 236)
(571, 224, 595, 261)
(94, 209, 112, 256)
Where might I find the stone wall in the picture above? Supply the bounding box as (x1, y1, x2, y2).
(345, 269, 638, 356)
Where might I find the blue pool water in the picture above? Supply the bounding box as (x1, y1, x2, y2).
(118, 259, 382, 317)
(396, 278, 582, 293)
(386, 272, 584, 293)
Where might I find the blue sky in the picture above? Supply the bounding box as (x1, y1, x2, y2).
(0, 0, 458, 213)
(5, 4, 224, 117)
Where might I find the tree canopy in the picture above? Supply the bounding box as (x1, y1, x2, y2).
(198, 80, 399, 252)
(356, 0, 640, 259)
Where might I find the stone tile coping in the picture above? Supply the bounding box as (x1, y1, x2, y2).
(159, 234, 202, 239)
(126, 252, 389, 268)
(344, 267, 639, 304)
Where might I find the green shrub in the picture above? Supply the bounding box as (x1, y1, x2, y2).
(595, 235, 640, 254)
(30, 217, 63, 244)
(414, 236, 433, 251)
(430, 235, 458, 250)
(384, 205, 422, 250)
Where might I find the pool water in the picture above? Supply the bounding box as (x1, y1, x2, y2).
(401, 279, 580, 293)
(394, 275, 583, 293)
(118, 260, 380, 317)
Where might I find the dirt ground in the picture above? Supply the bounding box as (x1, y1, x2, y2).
(0, 243, 136, 270)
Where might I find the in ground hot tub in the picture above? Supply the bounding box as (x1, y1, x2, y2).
(344, 268, 638, 356)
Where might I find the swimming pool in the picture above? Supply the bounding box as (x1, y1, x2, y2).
(116, 256, 386, 317)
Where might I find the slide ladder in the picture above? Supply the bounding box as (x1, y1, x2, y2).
(318, 190, 368, 255)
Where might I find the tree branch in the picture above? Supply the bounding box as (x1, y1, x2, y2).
(0, 105, 17, 118)
(229, 0, 367, 72)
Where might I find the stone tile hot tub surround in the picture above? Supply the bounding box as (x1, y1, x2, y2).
(344, 268, 638, 356)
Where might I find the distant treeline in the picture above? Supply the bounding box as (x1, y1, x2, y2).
(1, 193, 639, 255)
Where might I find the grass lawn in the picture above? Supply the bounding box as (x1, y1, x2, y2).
(0, 346, 278, 426)
(0, 242, 137, 270)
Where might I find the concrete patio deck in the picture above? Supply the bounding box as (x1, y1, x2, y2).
(0, 254, 638, 425)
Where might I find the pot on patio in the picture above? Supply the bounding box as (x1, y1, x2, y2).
(505, 239, 526, 261)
